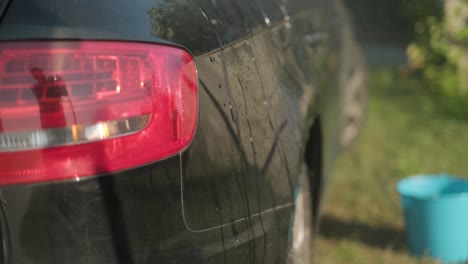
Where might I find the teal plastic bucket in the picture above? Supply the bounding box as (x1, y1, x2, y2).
(397, 174, 468, 263)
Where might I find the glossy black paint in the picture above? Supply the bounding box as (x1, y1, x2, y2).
(0, 0, 353, 263)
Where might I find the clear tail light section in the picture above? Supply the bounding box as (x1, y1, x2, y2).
(0, 41, 198, 185)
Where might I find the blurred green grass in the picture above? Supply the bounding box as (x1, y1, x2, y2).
(314, 68, 468, 264)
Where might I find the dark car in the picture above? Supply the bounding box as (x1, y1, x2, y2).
(0, 0, 366, 263)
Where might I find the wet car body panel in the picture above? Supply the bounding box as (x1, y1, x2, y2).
(0, 0, 352, 263)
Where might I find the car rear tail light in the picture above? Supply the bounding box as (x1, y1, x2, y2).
(0, 41, 198, 185)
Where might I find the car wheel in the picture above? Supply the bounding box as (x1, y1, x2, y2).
(341, 37, 368, 149)
(287, 165, 314, 264)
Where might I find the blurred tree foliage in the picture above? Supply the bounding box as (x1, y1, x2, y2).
(407, 0, 468, 100)
(344, 0, 468, 115)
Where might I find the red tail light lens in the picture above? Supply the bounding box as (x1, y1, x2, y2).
(0, 41, 198, 185)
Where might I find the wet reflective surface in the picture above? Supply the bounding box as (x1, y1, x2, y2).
(0, 0, 363, 263)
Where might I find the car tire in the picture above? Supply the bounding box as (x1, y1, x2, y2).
(336, 0, 369, 150)
(340, 26, 368, 150)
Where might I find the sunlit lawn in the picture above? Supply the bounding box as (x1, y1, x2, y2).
(314, 69, 468, 264)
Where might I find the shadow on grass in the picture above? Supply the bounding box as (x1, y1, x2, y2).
(318, 214, 407, 252)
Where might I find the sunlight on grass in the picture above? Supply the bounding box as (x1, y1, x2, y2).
(314, 68, 468, 263)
